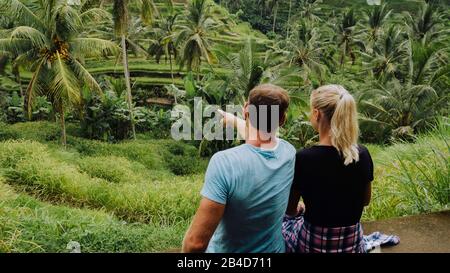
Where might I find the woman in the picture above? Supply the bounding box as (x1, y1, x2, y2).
(283, 84, 373, 253)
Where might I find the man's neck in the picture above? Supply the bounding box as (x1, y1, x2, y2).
(245, 126, 278, 149)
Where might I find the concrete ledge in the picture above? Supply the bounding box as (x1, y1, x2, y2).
(362, 210, 450, 253)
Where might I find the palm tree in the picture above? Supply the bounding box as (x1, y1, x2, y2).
(364, 3, 392, 53)
(336, 9, 363, 67)
(361, 79, 440, 138)
(176, 0, 218, 81)
(0, 0, 118, 145)
(298, 0, 322, 24)
(362, 26, 409, 82)
(406, 2, 445, 46)
(408, 40, 449, 87)
(216, 38, 267, 100)
(148, 12, 179, 85)
(283, 20, 327, 84)
(112, 0, 161, 140)
(286, 0, 293, 39)
(270, 0, 279, 33)
(361, 38, 449, 137)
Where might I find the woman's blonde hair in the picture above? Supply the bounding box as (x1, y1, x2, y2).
(310, 85, 359, 165)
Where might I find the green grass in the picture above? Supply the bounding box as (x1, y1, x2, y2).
(0, 140, 203, 223)
(0, 120, 448, 252)
(0, 181, 188, 253)
(0, 121, 209, 252)
(363, 123, 450, 221)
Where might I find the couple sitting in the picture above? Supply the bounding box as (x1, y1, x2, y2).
(182, 83, 373, 253)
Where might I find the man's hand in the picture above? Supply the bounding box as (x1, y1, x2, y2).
(217, 109, 238, 127)
(182, 197, 225, 253)
(217, 109, 246, 140)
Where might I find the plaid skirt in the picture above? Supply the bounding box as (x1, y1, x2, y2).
(282, 214, 366, 253)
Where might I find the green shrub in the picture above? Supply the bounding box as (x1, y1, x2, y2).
(77, 156, 149, 184)
(164, 154, 201, 176)
(166, 142, 195, 156)
(0, 121, 60, 142)
(66, 137, 163, 170)
(163, 141, 207, 176)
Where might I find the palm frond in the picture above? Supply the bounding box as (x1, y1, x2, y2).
(140, 0, 159, 25)
(0, 38, 33, 55)
(80, 0, 104, 13)
(126, 38, 148, 57)
(80, 8, 111, 25)
(25, 58, 46, 118)
(71, 37, 120, 57)
(1, 0, 44, 29)
(52, 3, 83, 40)
(10, 26, 48, 49)
(50, 52, 81, 106)
(71, 59, 102, 94)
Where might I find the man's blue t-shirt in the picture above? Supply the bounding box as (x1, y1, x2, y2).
(200, 139, 296, 253)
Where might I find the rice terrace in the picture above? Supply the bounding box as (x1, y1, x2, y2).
(0, 0, 448, 254)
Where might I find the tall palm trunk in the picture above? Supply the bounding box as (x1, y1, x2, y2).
(12, 63, 24, 97)
(286, 0, 292, 39)
(169, 53, 178, 104)
(58, 104, 67, 147)
(169, 53, 174, 84)
(121, 35, 136, 140)
(272, 2, 278, 33)
(197, 60, 201, 82)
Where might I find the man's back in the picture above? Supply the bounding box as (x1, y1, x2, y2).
(201, 139, 296, 253)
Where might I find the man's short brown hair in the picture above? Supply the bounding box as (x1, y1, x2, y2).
(247, 84, 290, 133)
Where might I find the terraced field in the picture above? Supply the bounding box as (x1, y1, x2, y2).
(0, 0, 272, 98)
(0, 121, 448, 252)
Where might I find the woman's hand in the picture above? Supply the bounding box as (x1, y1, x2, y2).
(297, 202, 305, 215)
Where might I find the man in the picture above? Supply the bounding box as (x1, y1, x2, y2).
(182, 84, 296, 253)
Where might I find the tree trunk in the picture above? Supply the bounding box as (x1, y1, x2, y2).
(169, 53, 177, 104)
(286, 0, 292, 39)
(340, 43, 347, 67)
(272, 2, 278, 33)
(12, 62, 23, 97)
(169, 53, 175, 85)
(121, 35, 136, 140)
(59, 105, 67, 147)
(197, 60, 201, 82)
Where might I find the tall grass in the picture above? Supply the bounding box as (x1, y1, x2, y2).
(77, 156, 151, 184)
(363, 120, 450, 220)
(0, 140, 203, 224)
(0, 181, 188, 253)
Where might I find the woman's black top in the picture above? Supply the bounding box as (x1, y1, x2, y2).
(292, 145, 374, 227)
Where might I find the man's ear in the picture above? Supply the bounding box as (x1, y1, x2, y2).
(243, 102, 249, 120)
